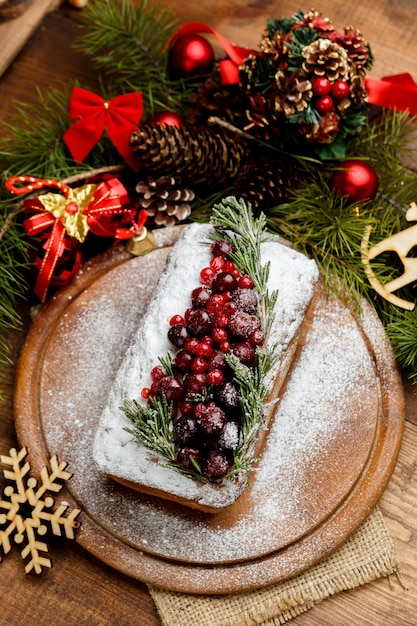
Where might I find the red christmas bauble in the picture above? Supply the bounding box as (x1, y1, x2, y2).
(169, 34, 215, 78)
(149, 110, 184, 128)
(33, 233, 82, 289)
(330, 160, 379, 203)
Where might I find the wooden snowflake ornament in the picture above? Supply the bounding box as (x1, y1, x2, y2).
(0, 447, 81, 574)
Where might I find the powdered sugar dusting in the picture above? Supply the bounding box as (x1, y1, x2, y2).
(38, 230, 380, 566)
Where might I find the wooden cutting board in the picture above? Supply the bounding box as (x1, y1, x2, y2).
(13, 226, 405, 594)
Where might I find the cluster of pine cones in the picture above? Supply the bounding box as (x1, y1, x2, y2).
(129, 10, 373, 226)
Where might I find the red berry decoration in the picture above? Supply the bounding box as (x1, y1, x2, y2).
(149, 110, 183, 127)
(312, 76, 331, 96)
(315, 95, 334, 114)
(169, 34, 215, 79)
(331, 80, 350, 100)
(330, 159, 379, 203)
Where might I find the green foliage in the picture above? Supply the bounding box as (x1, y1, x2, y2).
(75, 0, 194, 116)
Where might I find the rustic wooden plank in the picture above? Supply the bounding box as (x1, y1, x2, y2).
(0, 0, 60, 78)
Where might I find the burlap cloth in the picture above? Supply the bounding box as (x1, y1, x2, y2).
(149, 507, 398, 626)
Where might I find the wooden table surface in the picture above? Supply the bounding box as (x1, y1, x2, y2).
(1, 1, 417, 624)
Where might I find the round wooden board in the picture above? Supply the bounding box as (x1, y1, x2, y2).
(13, 226, 405, 594)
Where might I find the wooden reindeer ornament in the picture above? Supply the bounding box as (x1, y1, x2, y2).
(361, 202, 417, 311)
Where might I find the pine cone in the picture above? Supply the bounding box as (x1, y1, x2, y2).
(129, 123, 249, 188)
(186, 74, 246, 128)
(233, 156, 297, 214)
(274, 71, 312, 117)
(329, 27, 372, 70)
(301, 39, 349, 82)
(136, 175, 194, 227)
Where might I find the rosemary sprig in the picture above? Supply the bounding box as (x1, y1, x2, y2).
(122, 396, 176, 461)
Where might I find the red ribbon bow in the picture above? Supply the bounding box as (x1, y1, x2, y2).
(63, 88, 143, 170)
(167, 22, 255, 85)
(5, 175, 147, 301)
(366, 73, 417, 115)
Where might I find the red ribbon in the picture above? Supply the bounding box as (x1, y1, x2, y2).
(167, 22, 255, 85)
(63, 88, 143, 169)
(6, 175, 147, 301)
(366, 73, 417, 115)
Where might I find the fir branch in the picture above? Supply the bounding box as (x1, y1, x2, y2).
(75, 0, 188, 114)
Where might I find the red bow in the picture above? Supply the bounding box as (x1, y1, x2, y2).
(167, 22, 255, 85)
(366, 73, 417, 115)
(63, 88, 143, 169)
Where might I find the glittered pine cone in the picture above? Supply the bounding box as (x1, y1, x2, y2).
(329, 27, 372, 70)
(274, 71, 312, 117)
(129, 123, 249, 188)
(136, 175, 194, 227)
(300, 112, 341, 143)
(301, 39, 349, 82)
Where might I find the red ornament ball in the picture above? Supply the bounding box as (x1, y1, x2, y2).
(312, 77, 331, 96)
(149, 110, 183, 128)
(331, 80, 350, 100)
(330, 160, 379, 203)
(169, 34, 215, 78)
(315, 95, 334, 114)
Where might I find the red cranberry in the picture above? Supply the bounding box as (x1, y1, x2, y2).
(184, 373, 206, 393)
(191, 286, 211, 308)
(232, 341, 256, 367)
(141, 387, 150, 399)
(207, 350, 226, 371)
(174, 416, 199, 445)
(167, 323, 188, 348)
(174, 349, 193, 372)
(212, 327, 228, 345)
(219, 340, 231, 353)
(210, 255, 225, 271)
(215, 381, 240, 411)
(187, 308, 216, 336)
(191, 356, 207, 373)
(169, 314, 185, 326)
(218, 421, 240, 452)
(200, 266, 215, 285)
(231, 288, 258, 314)
(206, 369, 224, 386)
(184, 337, 200, 354)
(150, 365, 165, 382)
(249, 328, 264, 346)
(202, 450, 230, 481)
(197, 405, 227, 438)
(228, 311, 256, 339)
(156, 375, 185, 402)
(211, 271, 237, 294)
(211, 239, 234, 258)
(176, 447, 203, 471)
(178, 400, 195, 417)
(195, 342, 212, 357)
(238, 274, 254, 289)
(215, 312, 229, 328)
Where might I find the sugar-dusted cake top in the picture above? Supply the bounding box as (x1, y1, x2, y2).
(93, 200, 319, 510)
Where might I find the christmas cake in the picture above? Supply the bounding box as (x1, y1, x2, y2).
(93, 198, 319, 512)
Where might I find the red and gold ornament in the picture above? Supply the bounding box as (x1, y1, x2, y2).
(330, 160, 379, 204)
(5, 175, 146, 301)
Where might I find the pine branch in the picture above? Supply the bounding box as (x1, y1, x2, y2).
(75, 0, 189, 114)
